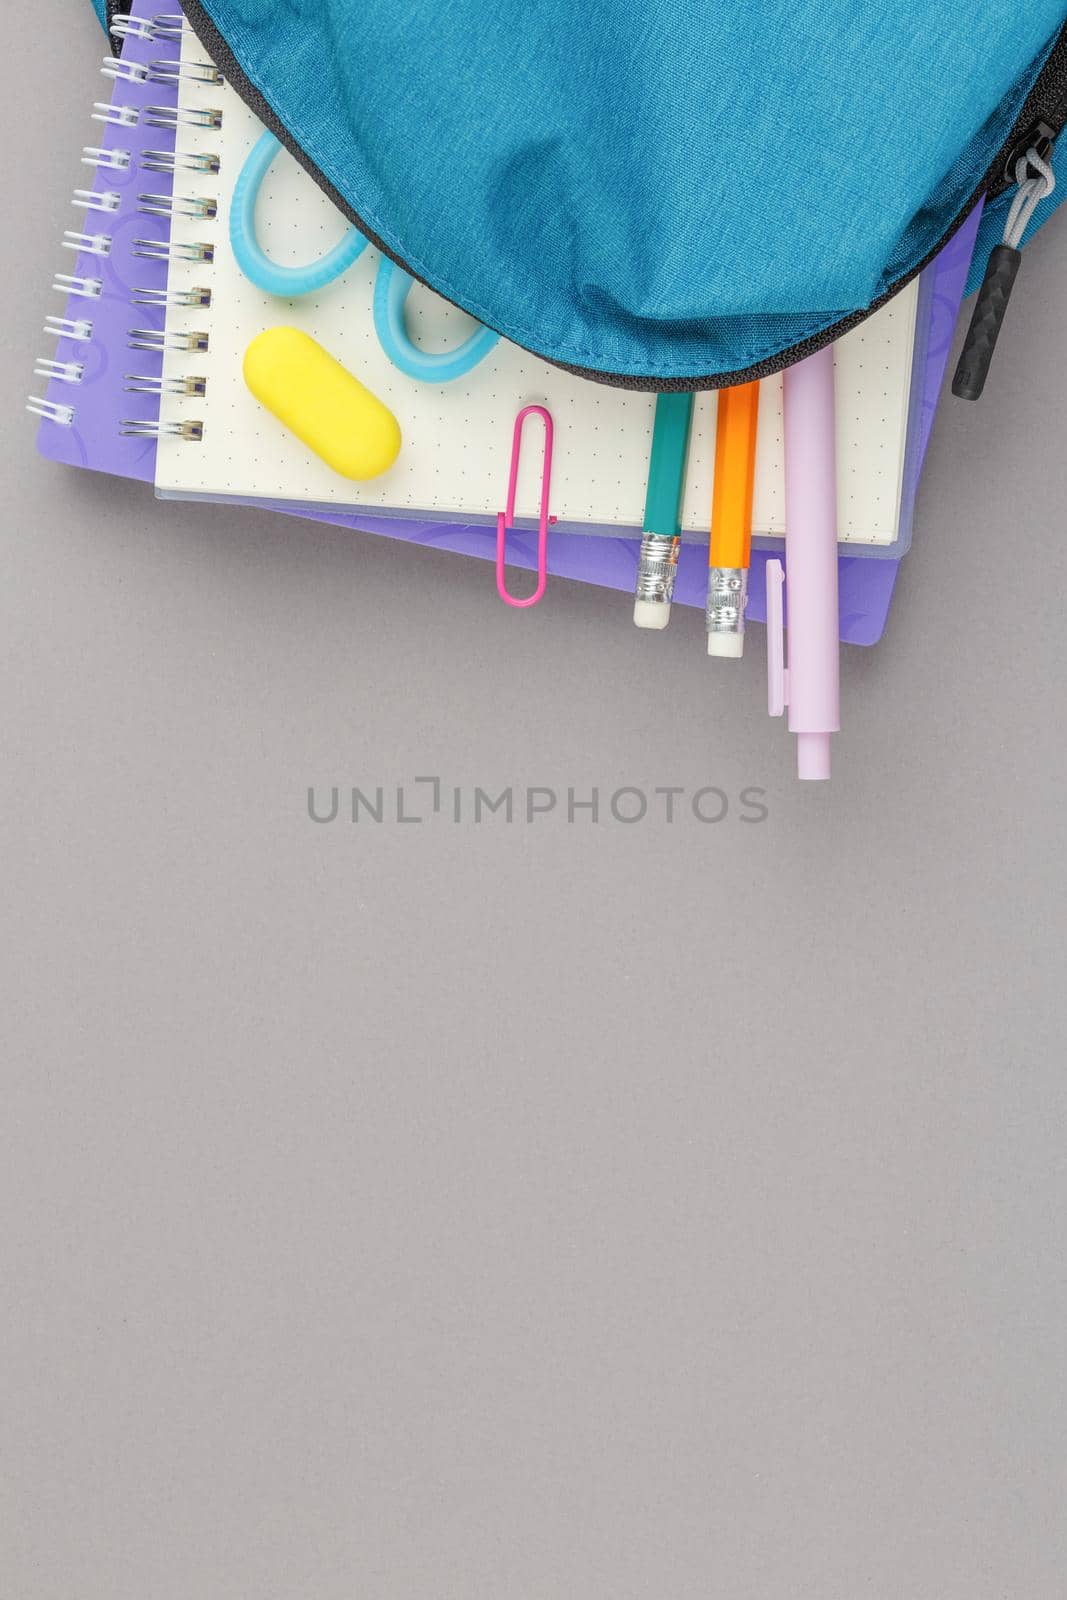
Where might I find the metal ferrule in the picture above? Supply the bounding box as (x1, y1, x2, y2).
(706, 567, 748, 637)
(635, 532, 681, 608)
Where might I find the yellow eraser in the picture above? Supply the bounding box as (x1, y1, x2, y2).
(243, 326, 401, 481)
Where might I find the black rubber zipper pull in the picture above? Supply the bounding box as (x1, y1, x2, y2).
(953, 132, 1056, 401)
(952, 245, 1023, 401)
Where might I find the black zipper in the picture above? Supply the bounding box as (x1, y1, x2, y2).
(179, 2, 1067, 393)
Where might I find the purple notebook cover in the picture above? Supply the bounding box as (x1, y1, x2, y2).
(36, 1, 980, 647)
(35, 0, 178, 480)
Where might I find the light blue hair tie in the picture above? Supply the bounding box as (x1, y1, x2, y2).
(230, 131, 500, 384)
(231, 131, 370, 296)
(372, 259, 501, 383)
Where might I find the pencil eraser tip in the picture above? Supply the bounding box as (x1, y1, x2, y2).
(633, 600, 670, 630)
(707, 632, 743, 658)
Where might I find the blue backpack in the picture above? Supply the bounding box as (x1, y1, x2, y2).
(97, 1, 1067, 392)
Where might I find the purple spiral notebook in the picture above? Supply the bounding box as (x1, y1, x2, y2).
(34, 0, 980, 646)
(31, 5, 179, 482)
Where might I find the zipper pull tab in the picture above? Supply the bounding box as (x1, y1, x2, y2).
(952, 138, 1056, 401)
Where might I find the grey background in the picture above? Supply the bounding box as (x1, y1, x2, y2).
(3, 8, 1066, 1598)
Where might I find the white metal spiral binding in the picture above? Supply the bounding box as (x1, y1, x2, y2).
(145, 104, 224, 131)
(132, 284, 213, 309)
(62, 230, 112, 258)
(138, 191, 218, 220)
(101, 54, 220, 88)
(142, 148, 221, 176)
(82, 144, 131, 172)
(53, 273, 103, 300)
(149, 58, 224, 86)
(110, 12, 184, 42)
(92, 100, 139, 128)
(30, 44, 134, 430)
(139, 8, 215, 449)
(44, 315, 94, 342)
(34, 8, 211, 447)
(133, 237, 215, 265)
(37, 104, 122, 439)
(120, 418, 204, 441)
(108, 12, 155, 41)
(101, 55, 150, 85)
(34, 357, 85, 385)
(34, 32, 125, 432)
(27, 397, 75, 426)
(128, 328, 211, 354)
(72, 187, 121, 215)
(125, 373, 208, 398)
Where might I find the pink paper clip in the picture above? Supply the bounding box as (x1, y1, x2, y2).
(496, 404, 556, 609)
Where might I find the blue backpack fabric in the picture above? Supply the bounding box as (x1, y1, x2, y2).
(121, 2, 1067, 387)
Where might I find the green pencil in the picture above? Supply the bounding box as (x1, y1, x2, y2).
(634, 391, 694, 629)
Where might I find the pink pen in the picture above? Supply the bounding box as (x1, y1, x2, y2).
(766, 344, 840, 781)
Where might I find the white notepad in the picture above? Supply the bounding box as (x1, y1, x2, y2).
(156, 27, 918, 548)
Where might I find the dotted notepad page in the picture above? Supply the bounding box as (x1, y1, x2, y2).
(157, 30, 918, 547)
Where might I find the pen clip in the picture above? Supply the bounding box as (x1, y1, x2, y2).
(767, 558, 788, 716)
(496, 404, 556, 609)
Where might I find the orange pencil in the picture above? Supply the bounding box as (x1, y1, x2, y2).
(707, 379, 760, 658)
